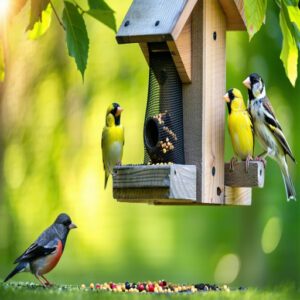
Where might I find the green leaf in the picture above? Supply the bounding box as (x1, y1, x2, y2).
(0, 41, 5, 82)
(244, 0, 267, 40)
(86, 10, 116, 32)
(27, 0, 50, 31)
(86, 0, 116, 32)
(27, 4, 52, 40)
(279, 8, 298, 86)
(88, 0, 114, 11)
(63, 1, 89, 79)
(286, 5, 300, 49)
(283, 0, 298, 6)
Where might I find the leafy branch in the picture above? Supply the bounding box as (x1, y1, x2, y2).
(0, 0, 116, 81)
(244, 0, 300, 86)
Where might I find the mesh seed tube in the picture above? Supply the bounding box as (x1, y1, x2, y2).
(144, 43, 185, 164)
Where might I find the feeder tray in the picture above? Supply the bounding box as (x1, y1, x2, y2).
(114, 0, 264, 206)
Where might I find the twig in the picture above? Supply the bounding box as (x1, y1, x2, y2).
(50, 0, 66, 31)
(72, 0, 87, 15)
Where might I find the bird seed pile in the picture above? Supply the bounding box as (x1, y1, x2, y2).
(80, 280, 240, 293)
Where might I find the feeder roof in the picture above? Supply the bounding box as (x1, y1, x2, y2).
(116, 0, 245, 44)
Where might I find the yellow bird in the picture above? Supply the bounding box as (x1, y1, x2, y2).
(101, 103, 124, 189)
(224, 88, 254, 171)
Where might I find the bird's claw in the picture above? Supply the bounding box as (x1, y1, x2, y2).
(245, 155, 253, 173)
(254, 156, 267, 168)
(229, 157, 238, 172)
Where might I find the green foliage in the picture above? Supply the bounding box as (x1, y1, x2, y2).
(27, 0, 50, 31)
(63, 1, 89, 79)
(245, 0, 300, 86)
(0, 0, 116, 81)
(280, 6, 298, 86)
(86, 0, 116, 32)
(0, 42, 4, 81)
(244, 0, 267, 40)
(27, 4, 52, 40)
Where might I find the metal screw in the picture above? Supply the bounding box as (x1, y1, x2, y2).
(124, 20, 130, 27)
(213, 31, 217, 40)
(155, 20, 160, 26)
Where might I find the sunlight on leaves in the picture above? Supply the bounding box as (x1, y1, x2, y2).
(214, 254, 240, 284)
(10, 0, 28, 18)
(27, 0, 50, 31)
(27, 4, 52, 40)
(63, 1, 89, 79)
(280, 7, 298, 86)
(0, 41, 5, 81)
(261, 217, 282, 254)
(244, 0, 267, 40)
(4, 143, 26, 189)
(286, 5, 300, 49)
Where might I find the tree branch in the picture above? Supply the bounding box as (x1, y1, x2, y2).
(50, 0, 66, 30)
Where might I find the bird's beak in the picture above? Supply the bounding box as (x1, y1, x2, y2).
(243, 77, 251, 89)
(223, 93, 230, 103)
(115, 106, 124, 117)
(69, 223, 77, 230)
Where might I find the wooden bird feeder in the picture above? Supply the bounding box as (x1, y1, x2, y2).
(113, 0, 265, 205)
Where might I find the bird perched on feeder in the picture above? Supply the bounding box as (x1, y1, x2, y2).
(101, 103, 124, 189)
(4, 213, 77, 287)
(224, 88, 254, 171)
(243, 73, 296, 201)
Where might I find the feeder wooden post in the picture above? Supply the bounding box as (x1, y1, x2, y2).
(114, 0, 264, 206)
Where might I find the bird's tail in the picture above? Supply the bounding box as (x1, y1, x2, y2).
(4, 262, 27, 282)
(279, 157, 296, 201)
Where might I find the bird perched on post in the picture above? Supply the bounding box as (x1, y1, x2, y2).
(4, 213, 77, 287)
(224, 88, 254, 171)
(101, 103, 124, 189)
(243, 73, 296, 201)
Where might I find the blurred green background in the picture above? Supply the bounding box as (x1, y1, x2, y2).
(0, 0, 299, 288)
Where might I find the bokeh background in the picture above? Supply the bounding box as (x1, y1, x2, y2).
(0, 0, 299, 288)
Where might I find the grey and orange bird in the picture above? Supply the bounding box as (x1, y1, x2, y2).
(243, 73, 296, 201)
(4, 213, 77, 287)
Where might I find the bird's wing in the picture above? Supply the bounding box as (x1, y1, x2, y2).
(262, 97, 295, 162)
(14, 228, 60, 263)
(101, 126, 108, 172)
(262, 97, 282, 130)
(268, 124, 296, 162)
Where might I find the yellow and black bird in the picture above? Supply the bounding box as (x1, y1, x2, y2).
(101, 103, 124, 189)
(224, 88, 254, 171)
(243, 73, 296, 201)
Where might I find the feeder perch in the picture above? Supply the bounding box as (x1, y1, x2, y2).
(114, 0, 265, 205)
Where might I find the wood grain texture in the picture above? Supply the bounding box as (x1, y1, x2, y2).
(113, 164, 196, 203)
(116, 0, 197, 44)
(167, 17, 192, 83)
(182, 0, 226, 204)
(225, 161, 265, 188)
(218, 0, 246, 30)
(139, 43, 149, 64)
(224, 186, 252, 205)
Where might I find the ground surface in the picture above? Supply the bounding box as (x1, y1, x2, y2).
(0, 282, 299, 300)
